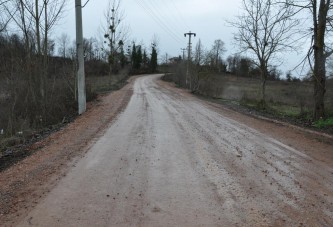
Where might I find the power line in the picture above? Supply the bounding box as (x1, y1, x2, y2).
(137, 0, 183, 43)
(167, 0, 190, 30)
(134, 0, 183, 44)
(151, 0, 186, 34)
(82, 0, 91, 8)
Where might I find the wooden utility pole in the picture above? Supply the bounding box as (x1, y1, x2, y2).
(184, 31, 196, 90)
(75, 0, 86, 114)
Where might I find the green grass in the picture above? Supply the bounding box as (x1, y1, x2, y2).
(269, 104, 302, 117)
(314, 117, 333, 128)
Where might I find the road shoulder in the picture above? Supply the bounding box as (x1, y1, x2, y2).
(0, 76, 136, 225)
(157, 78, 333, 165)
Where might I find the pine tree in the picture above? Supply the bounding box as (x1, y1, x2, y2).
(150, 47, 158, 73)
(131, 44, 136, 66)
(135, 45, 142, 69)
(143, 50, 148, 68)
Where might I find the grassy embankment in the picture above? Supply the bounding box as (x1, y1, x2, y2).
(163, 71, 333, 131)
(199, 74, 333, 129)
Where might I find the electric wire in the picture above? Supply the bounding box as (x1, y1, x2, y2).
(147, 0, 184, 35)
(82, 0, 91, 8)
(166, 0, 191, 31)
(134, 0, 184, 44)
(136, 0, 183, 44)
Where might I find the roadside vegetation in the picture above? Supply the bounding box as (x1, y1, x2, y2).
(162, 54, 333, 134)
(314, 117, 333, 128)
(0, 0, 159, 160)
(1, 0, 333, 162)
(162, 0, 333, 134)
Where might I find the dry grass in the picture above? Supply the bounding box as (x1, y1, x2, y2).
(197, 74, 333, 118)
(86, 70, 129, 94)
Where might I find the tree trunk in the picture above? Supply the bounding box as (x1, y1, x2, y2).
(35, 0, 41, 55)
(40, 0, 48, 125)
(259, 64, 267, 108)
(312, 0, 328, 120)
(313, 49, 326, 120)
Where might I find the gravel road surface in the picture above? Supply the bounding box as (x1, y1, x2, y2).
(16, 75, 333, 226)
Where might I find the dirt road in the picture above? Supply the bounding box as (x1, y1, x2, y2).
(15, 75, 333, 226)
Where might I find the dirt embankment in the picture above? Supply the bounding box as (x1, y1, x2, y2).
(0, 77, 136, 225)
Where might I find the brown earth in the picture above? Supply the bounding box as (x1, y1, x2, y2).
(0, 76, 136, 226)
(1, 74, 333, 226)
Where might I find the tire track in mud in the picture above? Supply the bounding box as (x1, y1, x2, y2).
(155, 76, 333, 226)
(10, 75, 333, 226)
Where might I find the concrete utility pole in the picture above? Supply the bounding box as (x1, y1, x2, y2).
(75, 0, 86, 115)
(181, 48, 186, 61)
(184, 31, 196, 90)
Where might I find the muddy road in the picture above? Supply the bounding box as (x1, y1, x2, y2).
(16, 75, 333, 226)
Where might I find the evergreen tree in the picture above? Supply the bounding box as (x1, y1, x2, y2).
(131, 44, 136, 65)
(143, 50, 148, 68)
(150, 46, 158, 73)
(119, 45, 126, 68)
(135, 45, 142, 69)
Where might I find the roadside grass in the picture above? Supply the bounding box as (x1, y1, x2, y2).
(201, 75, 332, 113)
(191, 74, 333, 134)
(269, 104, 301, 117)
(165, 69, 333, 134)
(86, 73, 128, 94)
(314, 117, 333, 128)
(239, 98, 310, 118)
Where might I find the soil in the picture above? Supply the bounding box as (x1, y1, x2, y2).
(1, 75, 333, 226)
(0, 76, 136, 225)
(195, 94, 333, 137)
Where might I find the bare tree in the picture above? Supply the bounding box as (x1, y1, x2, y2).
(34, 0, 66, 56)
(57, 33, 70, 58)
(230, 0, 299, 107)
(286, 0, 333, 119)
(192, 41, 204, 92)
(102, 0, 130, 73)
(227, 55, 240, 74)
(210, 39, 226, 72)
(194, 39, 205, 66)
(227, 54, 254, 77)
(2, 0, 67, 125)
(0, 0, 13, 33)
(83, 37, 100, 61)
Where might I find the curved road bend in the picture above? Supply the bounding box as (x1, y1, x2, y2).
(18, 75, 333, 226)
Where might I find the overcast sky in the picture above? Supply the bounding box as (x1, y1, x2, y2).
(57, 0, 308, 75)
